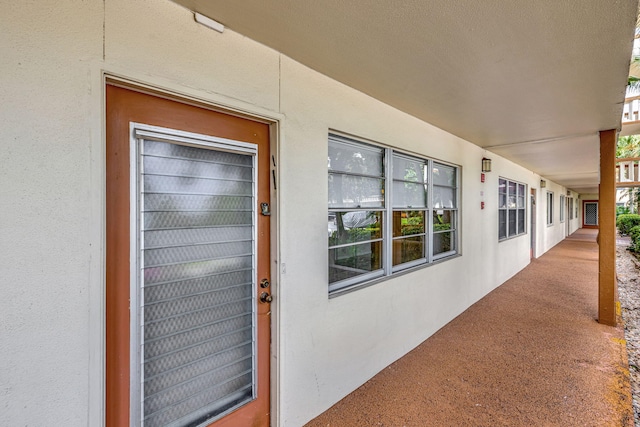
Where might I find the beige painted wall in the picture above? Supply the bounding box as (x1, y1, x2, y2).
(0, 1, 576, 425)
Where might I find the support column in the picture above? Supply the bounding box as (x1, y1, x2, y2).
(599, 129, 617, 326)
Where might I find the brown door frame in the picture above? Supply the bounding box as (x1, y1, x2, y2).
(106, 83, 274, 427)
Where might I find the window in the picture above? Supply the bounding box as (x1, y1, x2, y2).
(432, 162, 458, 257)
(328, 137, 385, 288)
(569, 197, 574, 220)
(547, 191, 554, 225)
(560, 194, 566, 222)
(328, 134, 459, 293)
(392, 154, 428, 269)
(498, 178, 526, 240)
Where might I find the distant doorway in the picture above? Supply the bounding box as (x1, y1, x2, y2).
(530, 189, 536, 259)
(583, 200, 599, 229)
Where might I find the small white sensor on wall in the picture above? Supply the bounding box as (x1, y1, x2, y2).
(194, 12, 225, 33)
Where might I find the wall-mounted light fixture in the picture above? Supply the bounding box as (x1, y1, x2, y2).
(566, 190, 571, 196)
(540, 179, 546, 188)
(481, 157, 492, 173)
(195, 12, 225, 33)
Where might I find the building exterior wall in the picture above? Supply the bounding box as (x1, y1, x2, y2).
(0, 1, 581, 426)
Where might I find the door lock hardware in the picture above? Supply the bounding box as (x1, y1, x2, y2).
(260, 202, 271, 216)
(260, 279, 270, 288)
(259, 292, 273, 303)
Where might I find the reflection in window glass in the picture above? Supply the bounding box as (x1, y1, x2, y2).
(328, 135, 459, 292)
(508, 210, 517, 237)
(392, 156, 426, 182)
(328, 211, 382, 246)
(518, 209, 525, 234)
(499, 210, 507, 239)
(392, 154, 429, 270)
(392, 181, 426, 208)
(328, 139, 383, 176)
(433, 232, 454, 255)
(392, 210, 426, 266)
(432, 162, 457, 259)
(392, 236, 425, 266)
(432, 164, 456, 186)
(433, 186, 456, 209)
(329, 241, 383, 284)
(393, 211, 425, 237)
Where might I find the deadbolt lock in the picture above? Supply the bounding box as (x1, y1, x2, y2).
(260, 279, 270, 288)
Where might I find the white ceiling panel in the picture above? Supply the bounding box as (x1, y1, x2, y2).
(172, 0, 638, 193)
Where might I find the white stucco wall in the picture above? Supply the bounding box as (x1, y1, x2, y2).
(1, 2, 104, 426)
(0, 1, 588, 426)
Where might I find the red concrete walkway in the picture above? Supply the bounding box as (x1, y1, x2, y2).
(306, 229, 633, 427)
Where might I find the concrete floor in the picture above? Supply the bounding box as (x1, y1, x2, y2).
(305, 229, 633, 427)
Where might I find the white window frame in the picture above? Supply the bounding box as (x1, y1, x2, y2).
(569, 197, 574, 220)
(328, 133, 460, 295)
(391, 153, 429, 272)
(498, 178, 527, 241)
(546, 191, 554, 226)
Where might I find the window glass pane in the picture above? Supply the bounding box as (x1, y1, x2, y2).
(328, 174, 384, 208)
(499, 210, 507, 239)
(518, 209, 525, 234)
(433, 231, 455, 255)
(392, 236, 425, 266)
(499, 179, 507, 194)
(393, 210, 425, 237)
(508, 210, 517, 237)
(393, 156, 426, 182)
(433, 186, 456, 208)
(392, 181, 426, 208)
(517, 194, 525, 209)
(569, 198, 574, 219)
(432, 163, 456, 187)
(328, 139, 383, 176)
(328, 211, 382, 246)
(507, 182, 517, 208)
(329, 241, 382, 284)
(433, 210, 454, 231)
(499, 194, 507, 209)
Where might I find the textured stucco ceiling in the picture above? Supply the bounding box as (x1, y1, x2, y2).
(172, 0, 638, 193)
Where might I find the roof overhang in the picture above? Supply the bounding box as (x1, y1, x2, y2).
(171, 0, 639, 194)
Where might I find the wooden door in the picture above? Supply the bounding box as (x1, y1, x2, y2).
(106, 85, 271, 427)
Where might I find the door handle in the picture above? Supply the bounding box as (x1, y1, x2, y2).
(259, 292, 273, 303)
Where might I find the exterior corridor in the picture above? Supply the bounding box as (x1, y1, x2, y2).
(306, 229, 633, 427)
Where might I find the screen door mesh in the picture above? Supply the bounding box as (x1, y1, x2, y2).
(139, 139, 255, 427)
(585, 203, 598, 226)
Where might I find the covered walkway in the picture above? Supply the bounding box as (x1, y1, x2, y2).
(306, 229, 633, 426)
